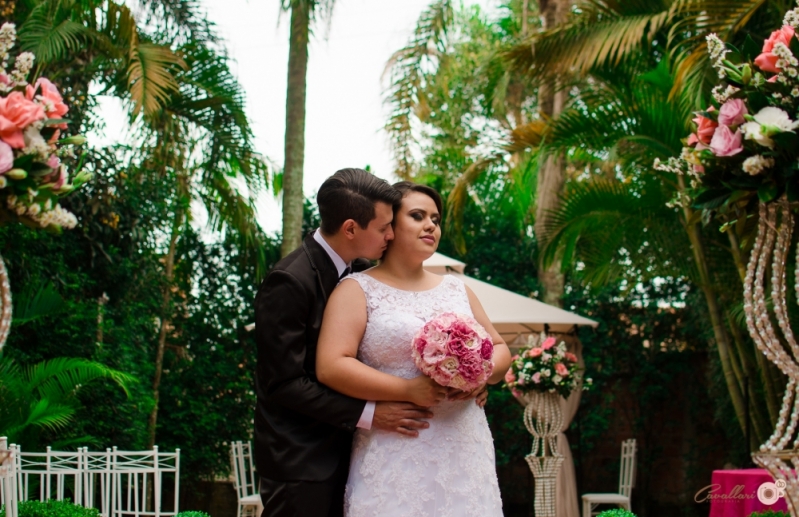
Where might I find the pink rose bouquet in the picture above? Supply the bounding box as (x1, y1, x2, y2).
(657, 6, 799, 220)
(0, 22, 90, 231)
(411, 312, 494, 391)
(503, 333, 590, 399)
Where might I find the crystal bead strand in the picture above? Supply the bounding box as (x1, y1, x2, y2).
(0, 253, 11, 351)
(773, 200, 799, 363)
(744, 204, 771, 368)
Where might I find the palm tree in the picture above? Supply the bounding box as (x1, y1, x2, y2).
(0, 355, 134, 449)
(279, 0, 336, 257)
(138, 38, 267, 448)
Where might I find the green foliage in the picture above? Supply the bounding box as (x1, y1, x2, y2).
(11, 500, 100, 517)
(175, 512, 211, 517)
(597, 510, 637, 517)
(748, 512, 790, 517)
(0, 355, 135, 449)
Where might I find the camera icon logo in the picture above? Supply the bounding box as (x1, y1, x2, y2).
(757, 480, 787, 505)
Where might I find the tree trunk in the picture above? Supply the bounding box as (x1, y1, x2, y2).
(280, 3, 310, 258)
(534, 0, 569, 307)
(147, 202, 185, 449)
(678, 177, 748, 436)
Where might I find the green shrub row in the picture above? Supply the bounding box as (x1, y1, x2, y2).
(1, 500, 211, 517)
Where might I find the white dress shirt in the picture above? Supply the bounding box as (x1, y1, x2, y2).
(313, 229, 376, 430)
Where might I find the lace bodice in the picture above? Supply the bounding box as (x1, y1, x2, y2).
(342, 272, 503, 517)
(344, 273, 473, 380)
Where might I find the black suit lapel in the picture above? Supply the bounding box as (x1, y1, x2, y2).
(302, 233, 339, 303)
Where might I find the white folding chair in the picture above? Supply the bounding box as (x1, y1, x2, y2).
(230, 441, 261, 517)
(16, 446, 83, 505)
(0, 438, 18, 517)
(81, 448, 114, 516)
(581, 438, 637, 517)
(110, 446, 180, 517)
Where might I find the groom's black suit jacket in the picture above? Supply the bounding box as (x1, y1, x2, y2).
(254, 232, 370, 482)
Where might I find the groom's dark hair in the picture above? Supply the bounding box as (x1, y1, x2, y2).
(317, 168, 402, 235)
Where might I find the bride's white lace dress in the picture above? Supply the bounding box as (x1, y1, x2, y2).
(343, 272, 503, 517)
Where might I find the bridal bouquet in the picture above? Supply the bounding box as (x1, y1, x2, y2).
(656, 3, 799, 219)
(0, 22, 90, 231)
(503, 334, 588, 399)
(411, 312, 494, 391)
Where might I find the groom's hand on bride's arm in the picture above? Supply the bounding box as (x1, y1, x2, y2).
(372, 401, 434, 438)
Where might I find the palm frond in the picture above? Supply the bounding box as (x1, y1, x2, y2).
(19, 1, 89, 64)
(127, 35, 185, 118)
(24, 357, 135, 401)
(446, 153, 503, 252)
(383, 0, 454, 179)
(541, 179, 694, 285)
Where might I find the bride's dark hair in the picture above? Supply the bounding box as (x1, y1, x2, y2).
(392, 181, 443, 219)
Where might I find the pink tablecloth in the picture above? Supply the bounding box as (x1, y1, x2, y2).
(708, 469, 788, 517)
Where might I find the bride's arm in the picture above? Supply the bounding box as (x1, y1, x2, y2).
(316, 279, 447, 407)
(464, 285, 512, 385)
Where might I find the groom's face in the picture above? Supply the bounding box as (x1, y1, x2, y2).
(353, 201, 395, 260)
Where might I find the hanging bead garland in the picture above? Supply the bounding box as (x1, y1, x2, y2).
(745, 198, 799, 516)
(0, 254, 11, 351)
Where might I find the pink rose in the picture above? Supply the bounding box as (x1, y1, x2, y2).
(51, 165, 67, 190)
(692, 107, 718, 145)
(709, 125, 743, 156)
(755, 26, 796, 73)
(0, 92, 46, 148)
(718, 99, 747, 127)
(555, 363, 569, 376)
(541, 337, 557, 350)
(527, 347, 543, 358)
(480, 339, 493, 361)
(564, 352, 578, 363)
(532, 372, 541, 384)
(0, 140, 13, 174)
(458, 353, 485, 384)
(505, 368, 516, 384)
(47, 155, 60, 169)
(0, 74, 9, 85)
(511, 354, 520, 361)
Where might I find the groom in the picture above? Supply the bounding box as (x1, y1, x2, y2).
(254, 168, 434, 517)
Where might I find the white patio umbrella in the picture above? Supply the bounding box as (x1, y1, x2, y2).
(423, 252, 597, 339)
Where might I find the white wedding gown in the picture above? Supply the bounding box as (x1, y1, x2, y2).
(342, 273, 503, 517)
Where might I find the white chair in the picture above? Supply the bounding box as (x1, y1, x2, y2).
(15, 446, 83, 505)
(109, 446, 180, 517)
(81, 448, 114, 516)
(0, 438, 18, 517)
(581, 438, 637, 517)
(230, 441, 261, 517)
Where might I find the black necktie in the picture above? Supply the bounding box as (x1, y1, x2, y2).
(339, 266, 352, 281)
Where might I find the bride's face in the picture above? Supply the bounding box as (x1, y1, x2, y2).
(389, 191, 441, 260)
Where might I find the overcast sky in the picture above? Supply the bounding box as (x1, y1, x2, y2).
(93, 0, 496, 233)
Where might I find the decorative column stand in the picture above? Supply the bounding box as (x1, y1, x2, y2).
(520, 391, 564, 517)
(745, 199, 799, 516)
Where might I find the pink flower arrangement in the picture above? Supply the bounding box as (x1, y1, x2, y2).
(658, 11, 799, 212)
(504, 333, 590, 399)
(411, 312, 494, 391)
(0, 22, 90, 230)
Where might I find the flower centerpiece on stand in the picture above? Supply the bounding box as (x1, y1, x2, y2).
(503, 333, 589, 517)
(0, 21, 90, 351)
(658, 4, 799, 515)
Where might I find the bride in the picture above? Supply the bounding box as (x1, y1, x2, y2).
(316, 181, 512, 516)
